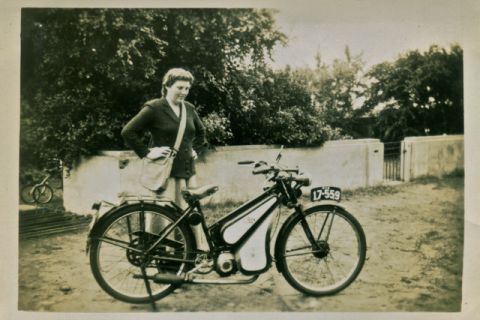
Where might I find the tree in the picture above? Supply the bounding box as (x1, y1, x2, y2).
(20, 8, 286, 168)
(310, 47, 368, 137)
(224, 66, 345, 146)
(363, 44, 463, 141)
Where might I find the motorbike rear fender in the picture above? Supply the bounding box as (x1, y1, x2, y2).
(86, 200, 181, 253)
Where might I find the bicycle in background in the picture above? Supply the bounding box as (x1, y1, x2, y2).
(20, 158, 63, 204)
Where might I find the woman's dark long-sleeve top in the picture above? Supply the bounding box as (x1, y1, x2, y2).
(121, 97, 207, 179)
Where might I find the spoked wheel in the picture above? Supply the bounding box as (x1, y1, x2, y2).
(32, 185, 54, 204)
(89, 203, 195, 304)
(48, 176, 63, 189)
(277, 205, 366, 296)
(20, 185, 36, 204)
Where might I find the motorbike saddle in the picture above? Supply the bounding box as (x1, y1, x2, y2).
(181, 184, 219, 202)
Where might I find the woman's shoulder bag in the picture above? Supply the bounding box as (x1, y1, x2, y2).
(139, 103, 187, 192)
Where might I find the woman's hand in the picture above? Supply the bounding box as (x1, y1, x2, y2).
(192, 149, 198, 160)
(146, 147, 171, 160)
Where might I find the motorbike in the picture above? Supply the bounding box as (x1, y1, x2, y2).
(86, 147, 366, 310)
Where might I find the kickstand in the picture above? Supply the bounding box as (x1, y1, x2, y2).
(140, 266, 157, 312)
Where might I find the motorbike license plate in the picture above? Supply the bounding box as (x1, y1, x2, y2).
(311, 186, 342, 202)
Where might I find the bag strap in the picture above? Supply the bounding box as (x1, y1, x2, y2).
(172, 102, 187, 153)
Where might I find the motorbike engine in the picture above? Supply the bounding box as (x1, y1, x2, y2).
(215, 251, 237, 277)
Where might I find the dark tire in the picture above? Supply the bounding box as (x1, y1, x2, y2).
(276, 205, 366, 296)
(32, 185, 54, 204)
(89, 203, 195, 304)
(20, 185, 36, 204)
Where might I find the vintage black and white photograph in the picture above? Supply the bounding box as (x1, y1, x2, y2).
(1, 0, 479, 318)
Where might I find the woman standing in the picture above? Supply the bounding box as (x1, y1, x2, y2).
(121, 68, 208, 249)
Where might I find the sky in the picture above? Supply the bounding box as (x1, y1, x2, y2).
(268, 0, 469, 69)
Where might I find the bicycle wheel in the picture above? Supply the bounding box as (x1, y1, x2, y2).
(32, 185, 54, 204)
(20, 185, 36, 204)
(48, 175, 63, 189)
(276, 205, 366, 296)
(89, 203, 195, 304)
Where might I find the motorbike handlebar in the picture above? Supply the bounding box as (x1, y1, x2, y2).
(238, 160, 255, 165)
(240, 161, 307, 185)
(292, 176, 311, 186)
(252, 165, 270, 175)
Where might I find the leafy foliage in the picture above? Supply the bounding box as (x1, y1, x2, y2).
(202, 112, 233, 146)
(21, 8, 286, 168)
(363, 44, 463, 141)
(312, 47, 368, 136)
(224, 66, 345, 146)
(283, 47, 368, 138)
(20, 8, 464, 172)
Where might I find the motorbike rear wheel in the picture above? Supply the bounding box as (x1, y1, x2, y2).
(89, 203, 195, 304)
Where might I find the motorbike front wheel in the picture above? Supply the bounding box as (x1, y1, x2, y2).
(276, 205, 366, 296)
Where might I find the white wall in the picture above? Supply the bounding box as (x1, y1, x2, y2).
(401, 135, 464, 182)
(63, 139, 384, 215)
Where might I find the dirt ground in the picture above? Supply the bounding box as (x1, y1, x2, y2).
(18, 176, 464, 312)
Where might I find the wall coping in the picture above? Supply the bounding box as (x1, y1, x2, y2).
(89, 136, 465, 158)
(98, 138, 383, 157)
(404, 135, 464, 142)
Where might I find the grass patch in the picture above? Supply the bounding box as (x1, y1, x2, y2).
(445, 168, 464, 178)
(342, 184, 400, 199)
(300, 183, 401, 203)
(413, 169, 464, 184)
(413, 174, 464, 191)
